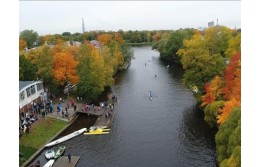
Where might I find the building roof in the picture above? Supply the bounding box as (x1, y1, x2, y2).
(19, 81, 42, 91)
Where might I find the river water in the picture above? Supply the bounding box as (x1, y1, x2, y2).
(31, 46, 217, 167)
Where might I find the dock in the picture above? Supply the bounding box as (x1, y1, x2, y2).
(53, 156, 80, 167)
(76, 108, 104, 116)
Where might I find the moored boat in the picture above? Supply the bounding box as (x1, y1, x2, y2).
(45, 149, 55, 159)
(53, 146, 66, 159)
(43, 159, 54, 167)
(45, 128, 86, 147)
(84, 128, 110, 135)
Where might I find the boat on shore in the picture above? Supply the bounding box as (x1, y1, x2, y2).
(45, 128, 87, 147)
(45, 149, 55, 159)
(54, 146, 66, 159)
(43, 159, 55, 167)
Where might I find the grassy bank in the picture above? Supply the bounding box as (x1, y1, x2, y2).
(19, 118, 68, 166)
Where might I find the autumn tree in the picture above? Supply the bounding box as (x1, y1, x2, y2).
(205, 26, 233, 57)
(19, 38, 27, 51)
(97, 34, 113, 45)
(201, 75, 225, 106)
(204, 100, 225, 128)
(52, 52, 79, 86)
(222, 52, 241, 102)
(34, 46, 56, 92)
(217, 98, 240, 125)
(216, 107, 241, 167)
(20, 29, 39, 48)
(225, 33, 241, 59)
(177, 33, 225, 91)
(77, 44, 112, 100)
(152, 32, 161, 42)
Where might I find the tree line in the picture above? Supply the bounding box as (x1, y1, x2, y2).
(19, 29, 171, 50)
(19, 31, 133, 101)
(154, 26, 241, 166)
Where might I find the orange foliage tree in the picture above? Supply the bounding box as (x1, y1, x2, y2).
(52, 52, 79, 86)
(97, 34, 113, 45)
(19, 38, 27, 51)
(114, 33, 125, 45)
(201, 75, 224, 106)
(222, 52, 241, 102)
(217, 98, 240, 124)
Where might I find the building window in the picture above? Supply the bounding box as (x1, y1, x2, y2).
(26, 87, 31, 97)
(36, 83, 43, 91)
(19, 91, 25, 101)
(31, 85, 36, 95)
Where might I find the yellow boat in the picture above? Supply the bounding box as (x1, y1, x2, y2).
(84, 128, 110, 135)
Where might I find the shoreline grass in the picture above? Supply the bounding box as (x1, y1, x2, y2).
(19, 117, 68, 166)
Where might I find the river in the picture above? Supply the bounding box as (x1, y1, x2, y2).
(31, 46, 217, 167)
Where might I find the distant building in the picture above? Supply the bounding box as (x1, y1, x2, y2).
(208, 21, 214, 27)
(66, 41, 81, 47)
(90, 40, 100, 48)
(19, 80, 45, 113)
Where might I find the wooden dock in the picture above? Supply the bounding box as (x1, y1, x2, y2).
(76, 108, 104, 116)
(53, 156, 80, 167)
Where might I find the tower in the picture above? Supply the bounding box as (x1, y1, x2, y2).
(82, 18, 85, 33)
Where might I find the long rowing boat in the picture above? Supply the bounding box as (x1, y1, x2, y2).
(43, 159, 55, 167)
(45, 128, 87, 147)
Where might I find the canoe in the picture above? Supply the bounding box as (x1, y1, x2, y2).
(43, 159, 55, 167)
(53, 146, 66, 159)
(45, 149, 55, 159)
(45, 128, 86, 147)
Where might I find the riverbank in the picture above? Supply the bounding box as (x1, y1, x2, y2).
(126, 42, 152, 46)
(19, 118, 68, 166)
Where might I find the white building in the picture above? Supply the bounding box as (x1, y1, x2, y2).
(19, 81, 45, 112)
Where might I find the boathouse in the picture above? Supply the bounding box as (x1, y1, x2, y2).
(19, 80, 46, 112)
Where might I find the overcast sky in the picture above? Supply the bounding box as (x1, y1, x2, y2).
(19, 1, 241, 35)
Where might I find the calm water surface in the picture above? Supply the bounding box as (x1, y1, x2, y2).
(31, 46, 217, 167)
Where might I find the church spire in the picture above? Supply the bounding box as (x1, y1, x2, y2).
(82, 18, 85, 33)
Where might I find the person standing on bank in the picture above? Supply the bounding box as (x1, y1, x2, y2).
(68, 153, 71, 163)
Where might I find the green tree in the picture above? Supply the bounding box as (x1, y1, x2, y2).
(19, 54, 37, 80)
(153, 29, 195, 63)
(77, 44, 108, 100)
(20, 30, 39, 49)
(215, 106, 241, 167)
(203, 100, 225, 128)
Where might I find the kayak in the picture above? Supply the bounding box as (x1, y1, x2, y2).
(53, 146, 66, 159)
(84, 128, 109, 135)
(89, 127, 110, 131)
(43, 159, 55, 167)
(45, 128, 86, 147)
(89, 126, 108, 129)
(45, 149, 55, 159)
